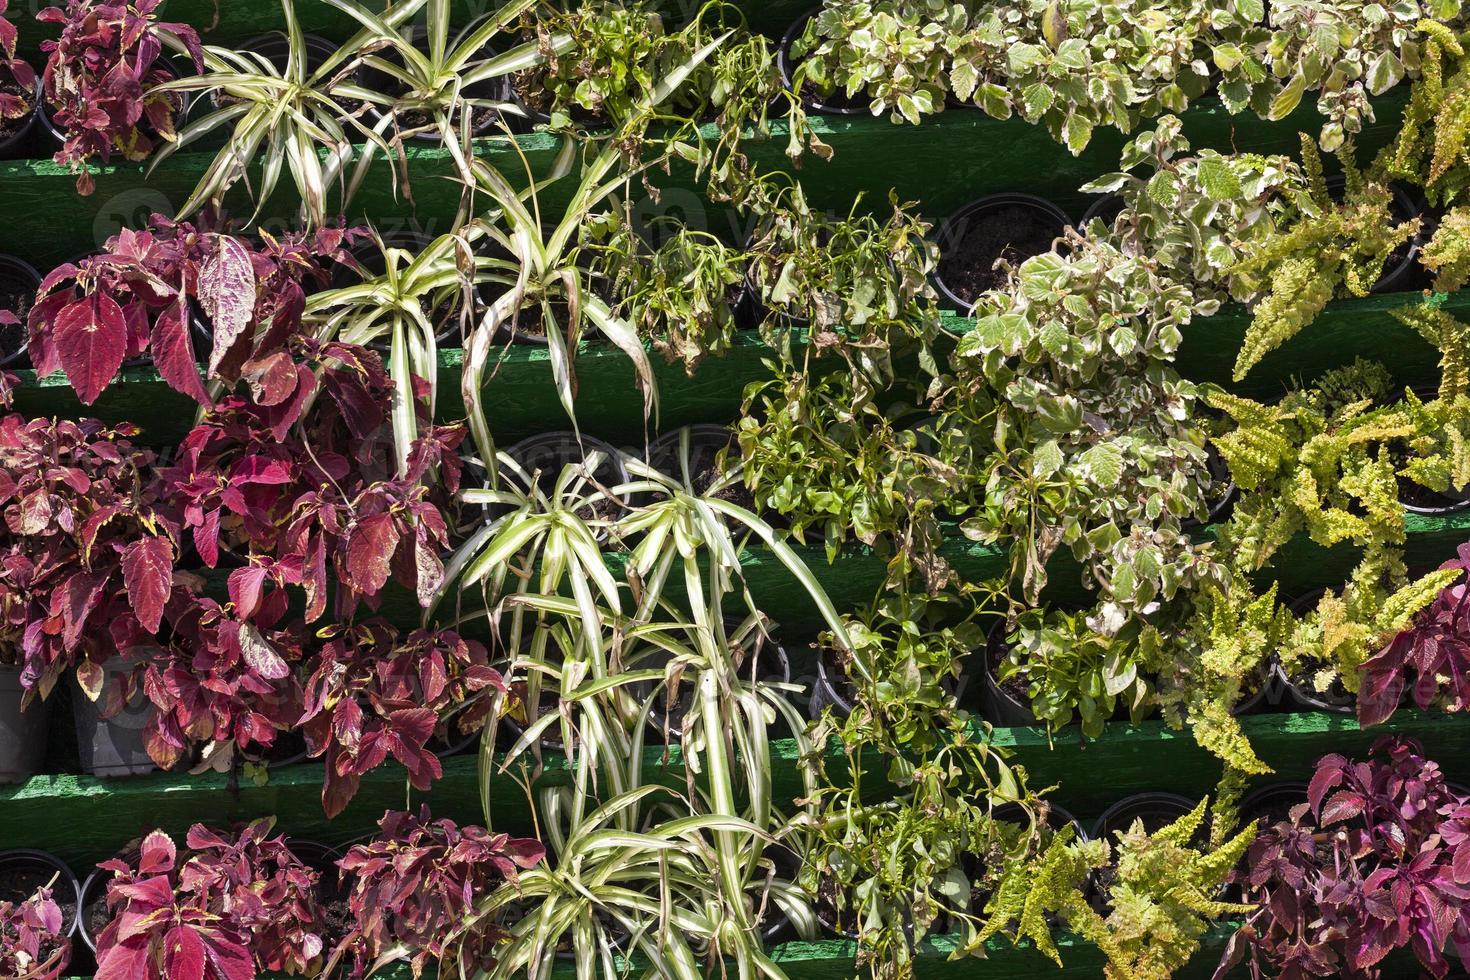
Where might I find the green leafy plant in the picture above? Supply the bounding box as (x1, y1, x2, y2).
(1228, 137, 1420, 381)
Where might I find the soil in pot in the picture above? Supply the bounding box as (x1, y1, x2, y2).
(965, 802, 1085, 919)
(984, 621, 1036, 723)
(936, 199, 1068, 309)
(644, 426, 754, 511)
(0, 255, 40, 367)
(814, 871, 860, 940)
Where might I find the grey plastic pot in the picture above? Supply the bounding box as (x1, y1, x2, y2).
(777, 8, 874, 116)
(0, 663, 48, 784)
(0, 849, 81, 942)
(72, 663, 156, 778)
(932, 193, 1072, 315)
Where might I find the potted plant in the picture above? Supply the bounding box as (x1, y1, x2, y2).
(1218, 737, 1470, 979)
(89, 820, 330, 979)
(932, 194, 1071, 314)
(0, 850, 75, 980)
(0, 0, 37, 160)
(298, 620, 503, 817)
(326, 807, 544, 979)
(37, 0, 201, 194)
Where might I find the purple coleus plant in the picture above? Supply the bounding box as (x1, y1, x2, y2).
(27, 216, 357, 406)
(1359, 542, 1470, 726)
(0, 0, 36, 124)
(94, 821, 328, 980)
(37, 0, 201, 193)
(0, 414, 184, 700)
(330, 807, 545, 979)
(299, 621, 503, 818)
(0, 882, 70, 980)
(1217, 736, 1470, 980)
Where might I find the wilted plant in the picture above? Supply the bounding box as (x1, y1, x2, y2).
(38, 0, 202, 194)
(0, 881, 69, 980)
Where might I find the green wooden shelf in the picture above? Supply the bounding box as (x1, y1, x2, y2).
(8, 284, 1452, 450)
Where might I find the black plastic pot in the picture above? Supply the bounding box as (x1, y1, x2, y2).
(806, 646, 856, 720)
(1182, 445, 1238, 530)
(493, 432, 630, 526)
(0, 664, 49, 784)
(1079, 192, 1126, 230)
(0, 73, 42, 160)
(79, 864, 108, 952)
(644, 425, 738, 487)
(1279, 588, 1356, 715)
(0, 849, 81, 958)
(0, 254, 40, 369)
(980, 619, 1041, 728)
(237, 31, 341, 75)
(933, 194, 1071, 315)
(1091, 792, 1197, 843)
(1239, 782, 1309, 829)
(39, 55, 193, 150)
(641, 625, 791, 740)
(777, 8, 874, 116)
(1324, 175, 1422, 294)
(359, 27, 512, 142)
(72, 663, 157, 778)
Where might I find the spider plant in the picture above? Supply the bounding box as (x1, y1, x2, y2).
(319, 0, 569, 188)
(149, 0, 390, 227)
(301, 227, 480, 475)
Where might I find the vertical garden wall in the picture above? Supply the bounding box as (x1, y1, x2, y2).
(1, 1, 1470, 979)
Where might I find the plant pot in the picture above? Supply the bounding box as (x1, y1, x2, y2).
(1079, 192, 1126, 230)
(1280, 588, 1356, 715)
(493, 432, 630, 527)
(933, 194, 1071, 314)
(1324, 175, 1422, 294)
(980, 619, 1041, 728)
(777, 8, 874, 116)
(642, 424, 756, 513)
(39, 55, 193, 150)
(0, 664, 49, 784)
(71, 663, 157, 778)
(641, 624, 791, 740)
(78, 864, 108, 953)
(0, 850, 81, 936)
(1399, 387, 1470, 513)
(1091, 792, 1198, 844)
(0, 849, 80, 976)
(1182, 445, 1238, 530)
(1239, 782, 1309, 829)
(806, 646, 856, 720)
(359, 28, 513, 142)
(0, 72, 41, 160)
(0, 254, 40, 368)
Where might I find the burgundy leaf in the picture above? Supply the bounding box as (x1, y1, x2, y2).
(121, 534, 173, 634)
(150, 299, 210, 406)
(345, 513, 399, 596)
(53, 292, 127, 404)
(199, 235, 257, 375)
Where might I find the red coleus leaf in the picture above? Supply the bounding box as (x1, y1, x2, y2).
(199, 235, 257, 375)
(121, 534, 173, 634)
(163, 925, 206, 980)
(54, 292, 127, 404)
(236, 621, 289, 681)
(227, 566, 268, 620)
(137, 830, 177, 874)
(94, 939, 150, 980)
(345, 512, 399, 596)
(150, 298, 210, 406)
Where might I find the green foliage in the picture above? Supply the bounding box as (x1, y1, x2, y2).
(1229, 137, 1421, 381)
(995, 608, 1157, 738)
(1385, 19, 1470, 205)
(952, 232, 1220, 619)
(1421, 206, 1470, 290)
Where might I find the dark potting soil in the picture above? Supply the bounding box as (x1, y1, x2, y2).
(938, 206, 1061, 304)
(0, 266, 33, 363)
(815, 872, 858, 937)
(693, 460, 755, 511)
(987, 631, 1032, 707)
(85, 885, 110, 943)
(0, 77, 32, 142)
(509, 70, 611, 128)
